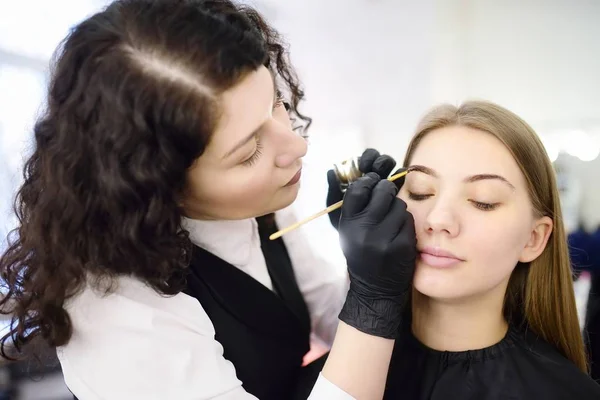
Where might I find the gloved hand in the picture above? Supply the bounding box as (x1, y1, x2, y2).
(326, 149, 397, 231)
(337, 171, 417, 339)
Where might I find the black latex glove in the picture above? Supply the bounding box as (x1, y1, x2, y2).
(326, 148, 397, 231)
(337, 171, 417, 339)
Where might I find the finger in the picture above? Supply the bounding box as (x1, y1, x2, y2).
(326, 169, 344, 205)
(358, 148, 380, 173)
(364, 180, 399, 222)
(388, 200, 416, 245)
(379, 196, 408, 233)
(391, 167, 408, 190)
(341, 172, 381, 217)
(372, 155, 397, 179)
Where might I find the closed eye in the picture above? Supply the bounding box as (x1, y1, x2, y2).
(241, 137, 263, 167)
(408, 192, 433, 201)
(409, 192, 500, 212)
(469, 200, 500, 211)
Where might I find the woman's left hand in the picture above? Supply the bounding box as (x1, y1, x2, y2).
(326, 148, 397, 230)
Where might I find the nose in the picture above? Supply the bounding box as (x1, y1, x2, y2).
(274, 124, 308, 168)
(424, 197, 460, 238)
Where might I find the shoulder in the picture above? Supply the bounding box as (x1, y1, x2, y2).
(516, 329, 600, 398)
(64, 274, 213, 335)
(58, 275, 244, 399)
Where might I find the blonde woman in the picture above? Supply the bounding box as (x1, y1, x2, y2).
(384, 101, 600, 399)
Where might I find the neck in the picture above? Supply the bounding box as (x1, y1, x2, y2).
(411, 287, 509, 352)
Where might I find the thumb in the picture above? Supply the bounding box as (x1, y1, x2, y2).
(341, 172, 381, 217)
(327, 169, 344, 205)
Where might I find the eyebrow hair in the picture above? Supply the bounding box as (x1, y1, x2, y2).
(407, 165, 516, 190)
(221, 71, 279, 160)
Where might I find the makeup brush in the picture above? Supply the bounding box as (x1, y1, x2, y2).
(269, 169, 408, 240)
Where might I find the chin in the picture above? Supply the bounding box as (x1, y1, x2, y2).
(412, 262, 471, 301)
(279, 184, 301, 205)
(262, 187, 299, 216)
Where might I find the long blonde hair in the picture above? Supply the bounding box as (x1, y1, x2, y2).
(404, 100, 587, 372)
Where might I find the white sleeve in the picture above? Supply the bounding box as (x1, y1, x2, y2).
(57, 278, 259, 400)
(58, 277, 354, 400)
(275, 207, 350, 347)
(309, 374, 356, 400)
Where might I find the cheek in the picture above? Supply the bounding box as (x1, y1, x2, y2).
(469, 210, 531, 260)
(459, 212, 531, 288)
(210, 166, 278, 204)
(185, 163, 281, 218)
(459, 221, 521, 294)
(232, 171, 275, 197)
(470, 223, 518, 267)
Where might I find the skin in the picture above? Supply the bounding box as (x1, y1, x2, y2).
(182, 66, 307, 220)
(398, 125, 553, 351)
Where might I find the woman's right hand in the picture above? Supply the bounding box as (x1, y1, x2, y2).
(326, 148, 397, 231)
(337, 171, 417, 339)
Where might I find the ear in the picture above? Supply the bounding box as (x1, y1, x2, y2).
(519, 216, 553, 263)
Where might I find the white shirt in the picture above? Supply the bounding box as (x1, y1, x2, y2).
(57, 206, 353, 399)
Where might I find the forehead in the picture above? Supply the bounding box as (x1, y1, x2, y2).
(409, 126, 525, 184)
(207, 66, 274, 153)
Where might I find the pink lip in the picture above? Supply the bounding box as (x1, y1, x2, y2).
(285, 168, 302, 187)
(419, 246, 464, 268)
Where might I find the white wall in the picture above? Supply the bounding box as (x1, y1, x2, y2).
(447, 0, 600, 126)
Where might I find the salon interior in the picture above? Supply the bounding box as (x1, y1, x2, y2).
(0, 0, 599, 399)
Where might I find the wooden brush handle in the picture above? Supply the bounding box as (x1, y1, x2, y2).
(269, 170, 408, 240)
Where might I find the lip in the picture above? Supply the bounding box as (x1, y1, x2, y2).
(284, 168, 302, 187)
(419, 246, 464, 268)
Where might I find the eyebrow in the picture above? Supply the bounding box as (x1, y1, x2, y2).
(221, 72, 279, 160)
(407, 165, 516, 190)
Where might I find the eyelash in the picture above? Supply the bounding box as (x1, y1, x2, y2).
(471, 201, 499, 211)
(407, 193, 432, 201)
(407, 192, 500, 211)
(242, 137, 263, 167)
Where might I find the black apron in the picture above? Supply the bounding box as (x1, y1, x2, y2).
(184, 216, 327, 399)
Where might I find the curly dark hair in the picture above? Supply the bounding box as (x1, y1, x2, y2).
(0, 0, 311, 359)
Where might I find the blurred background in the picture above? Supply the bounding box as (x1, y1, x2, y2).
(0, 0, 598, 398)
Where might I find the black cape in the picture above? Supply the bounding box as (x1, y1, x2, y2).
(384, 325, 600, 399)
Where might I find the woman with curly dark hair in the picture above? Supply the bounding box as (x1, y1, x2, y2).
(0, 0, 419, 399)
